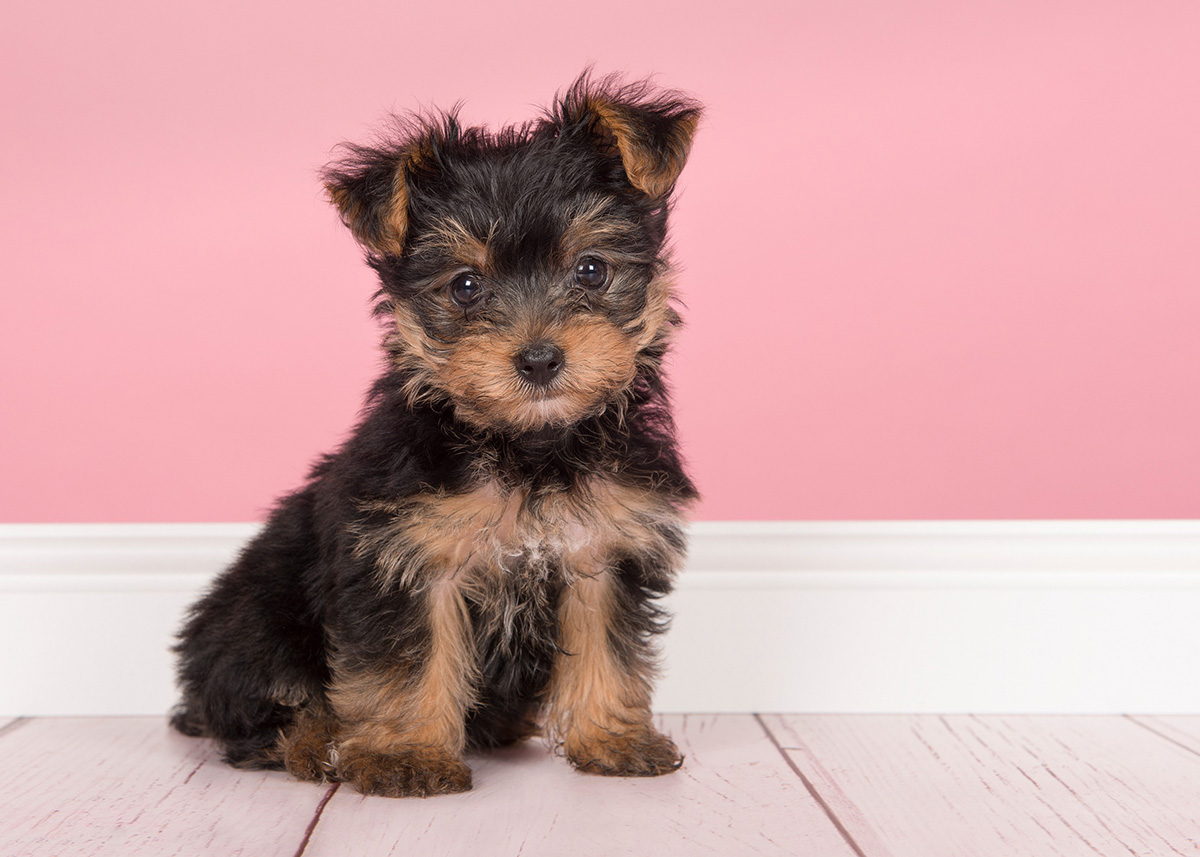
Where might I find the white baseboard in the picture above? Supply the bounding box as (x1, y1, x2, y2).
(2, 521, 1199, 715)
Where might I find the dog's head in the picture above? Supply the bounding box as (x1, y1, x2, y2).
(323, 73, 700, 434)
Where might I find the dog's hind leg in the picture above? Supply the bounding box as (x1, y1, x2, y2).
(172, 487, 330, 769)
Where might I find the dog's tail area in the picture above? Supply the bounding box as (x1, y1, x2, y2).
(172, 611, 305, 769)
(170, 488, 328, 769)
(170, 684, 294, 769)
(168, 699, 208, 737)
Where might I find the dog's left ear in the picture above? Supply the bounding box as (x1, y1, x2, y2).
(559, 75, 702, 200)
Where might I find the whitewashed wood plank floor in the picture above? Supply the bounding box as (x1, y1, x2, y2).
(2, 714, 1198, 857)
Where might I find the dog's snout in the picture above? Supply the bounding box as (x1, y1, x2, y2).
(514, 343, 564, 386)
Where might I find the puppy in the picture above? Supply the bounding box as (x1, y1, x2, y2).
(172, 73, 701, 797)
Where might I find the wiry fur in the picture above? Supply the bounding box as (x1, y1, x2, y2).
(171, 72, 701, 798)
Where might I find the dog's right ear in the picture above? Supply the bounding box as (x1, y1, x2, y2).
(323, 124, 441, 257)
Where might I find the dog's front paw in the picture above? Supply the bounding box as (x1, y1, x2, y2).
(335, 746, 473, 798)
(565, 728, 684, 777)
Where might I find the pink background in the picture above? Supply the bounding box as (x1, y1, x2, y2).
(2, 1, 1198, 523)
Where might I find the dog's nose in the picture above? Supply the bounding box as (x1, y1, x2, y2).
(514, 343, 564, 386)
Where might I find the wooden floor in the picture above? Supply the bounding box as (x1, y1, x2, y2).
(3, 714, 1199, 857)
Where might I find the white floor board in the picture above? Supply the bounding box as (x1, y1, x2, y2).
(0, 717, 330, 857)
(1128, 715, 1200, 757)
(306, 714, 858, 857)
(764, 714, 1200, 857)
(6, 715, 1200, 857)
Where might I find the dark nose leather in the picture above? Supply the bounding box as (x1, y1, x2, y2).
(514, 343, 564, 386)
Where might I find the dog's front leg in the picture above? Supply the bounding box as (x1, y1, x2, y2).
(546, 563, 683, 777)
(329, 580, 478, 797)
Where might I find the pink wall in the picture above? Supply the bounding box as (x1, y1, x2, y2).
(2, 1, 1198, 522)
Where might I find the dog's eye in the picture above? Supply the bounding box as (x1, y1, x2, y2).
(448, 272, 485, 308)
(573, 257, 610, 291)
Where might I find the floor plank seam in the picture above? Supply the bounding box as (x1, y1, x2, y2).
(752, 713, 871, 857)
(293, 783, 340, 857)
(6, 715, 1198, 856)
(1123, 715, 1200, 759)
(0, 717, 30, 739)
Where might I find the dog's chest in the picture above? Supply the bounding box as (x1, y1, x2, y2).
(363, 476, 680, 589)
(419, 480, 592, 576)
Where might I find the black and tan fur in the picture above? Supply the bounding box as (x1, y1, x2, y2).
(171, 73, 701, 798)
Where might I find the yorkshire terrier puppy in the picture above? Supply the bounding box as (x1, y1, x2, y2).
(171, 73, 701, 798)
